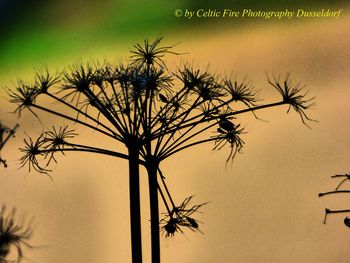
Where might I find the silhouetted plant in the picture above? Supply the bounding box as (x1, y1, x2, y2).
(319, 173, 350, 226)
(7, 38, 314, 263)
(0, 205, 32, 263)
(0, 122, 18, 168)
(160, 195, 206, 237)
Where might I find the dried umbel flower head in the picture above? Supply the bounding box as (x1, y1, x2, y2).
(161, 196, 206, 237)
(18, 126, 79, 175)
(268, 74, 316, 127)
(34, 67, 60, 94)
(162, 217, 179, 237)
(42, 126, 77, 165)
(130, 37, 179, 68)
(0, 206, 32, 262)
(8, 83, 39, 118)
(213, 117, 245, 163)
(19, 135, 50, 174)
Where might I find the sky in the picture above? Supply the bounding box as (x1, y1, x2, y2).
(1, 1, 350, 262)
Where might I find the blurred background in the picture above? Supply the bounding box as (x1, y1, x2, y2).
(0, 0, 348, 78)
(1, 0, 350, 262)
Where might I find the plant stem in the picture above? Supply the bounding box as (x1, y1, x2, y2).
(31, 104, 120, 141)
(128, 145, 142, 263)
(158, 168, 176, 211)
(326, 208, 350, 214)
(152, 101, 286, 140)
(0, 124, 19, 151)
(161, 137, 218, 160)
(45, 93, 118, 136)
(146, 160, 160, 263)
(323, 208, 350, 224)
(318, 190, 350, 197)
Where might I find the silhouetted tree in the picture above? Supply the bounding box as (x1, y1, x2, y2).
(7, 38, 314, 263)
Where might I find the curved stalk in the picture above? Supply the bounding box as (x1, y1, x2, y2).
(319, 190, 350, 197)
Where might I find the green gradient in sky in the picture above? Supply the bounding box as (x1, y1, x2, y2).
(0, 0, 179, 73)
(0, 0, 347, 75)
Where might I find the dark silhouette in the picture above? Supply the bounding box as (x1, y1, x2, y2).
(0, 122, 18, 168)
(8, 38, 314, 262)
(319, 173, 350, 226)
(0, 205, 32, 262)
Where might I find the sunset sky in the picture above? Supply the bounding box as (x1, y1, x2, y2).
(1, 1, 350, 262)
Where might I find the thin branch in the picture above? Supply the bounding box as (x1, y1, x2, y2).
(155, 96, 202, 156)
(158, 183, 172, 215)
(152, 101, 286, 140)
(158, 168, 176, 209)
(323, 208, 350, 224)
(31, 104, 122, 141)
(0, 124, 19, 151)
(45, 93, 119, 137)
(160, 136, 217, 161)
(38, 146, 145, 166)
(319, 190, 350, 197)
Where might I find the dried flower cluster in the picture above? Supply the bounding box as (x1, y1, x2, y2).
(160, 196, 206, 237)
(0, 206, 32, 263)
(7, 38, 314, 262)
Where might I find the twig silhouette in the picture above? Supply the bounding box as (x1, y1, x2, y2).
(319, 172, 350, 227)
(0, 122, 18, 168)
